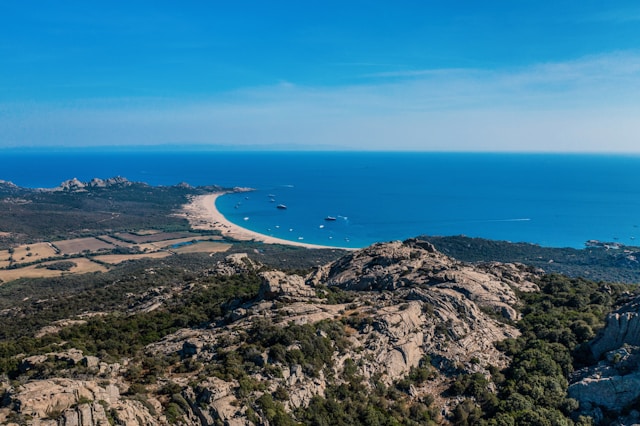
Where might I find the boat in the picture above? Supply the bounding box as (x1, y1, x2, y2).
(324, 216, 337, 221)
(277, 204, 287, 210)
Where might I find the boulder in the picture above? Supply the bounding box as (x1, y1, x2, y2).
(570, 295, 640, 419)
(258, 271, 316, 302)
(590, 298, 640, 360)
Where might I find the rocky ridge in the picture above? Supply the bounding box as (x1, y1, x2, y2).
(54, 176, 134, 192)
(0, 239, 541, 425)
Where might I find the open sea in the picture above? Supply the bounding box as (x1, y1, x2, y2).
(1, 150, 639, 249)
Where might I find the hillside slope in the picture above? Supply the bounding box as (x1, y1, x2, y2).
(0, 239, 633, 425)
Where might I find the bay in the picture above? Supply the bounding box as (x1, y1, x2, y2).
(1, 150, 639, 249)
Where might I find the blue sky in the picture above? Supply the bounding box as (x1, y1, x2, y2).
(2, 1, 640, 151)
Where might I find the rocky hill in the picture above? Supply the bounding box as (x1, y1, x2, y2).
(0, 239, 634, 425)
(0, 239, 536, 425)
(54, 176, 134, 192)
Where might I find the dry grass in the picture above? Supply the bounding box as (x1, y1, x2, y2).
(0, 250, 11, 268)
(9, 242, 59, 265)
(131, 229, 161, 235)
(0, 230, 228, 283)
(0, 258, 107, 284)
(53, 237, 114, 255)
(172, 241, 231, 254)
(155, 236, 221, 249)
(114, 231, 199, 244)
(136, 236, 214, 252)
(93, 252, 172, 265)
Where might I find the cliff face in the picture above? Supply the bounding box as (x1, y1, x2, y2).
(588, 297, 640, 360)
(0, 239, 541, 425)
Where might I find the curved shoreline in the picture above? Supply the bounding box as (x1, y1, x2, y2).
(182, 192, 350, 250)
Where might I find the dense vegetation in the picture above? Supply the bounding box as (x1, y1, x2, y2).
(0, 269, 261, 375)
(0, 244, 636, 424)
(0, 245, 343, 335)
(297, 356, 441, 425)
(0, 181, 222, 247)
(2, 181, 639, 424)
(424, 235, 640, 283)
(447, 274, 635, 425)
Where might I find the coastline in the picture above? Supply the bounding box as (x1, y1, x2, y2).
(182, 192, 349, 250)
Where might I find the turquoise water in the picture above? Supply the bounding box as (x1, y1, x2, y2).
(2, 150, 639, 249)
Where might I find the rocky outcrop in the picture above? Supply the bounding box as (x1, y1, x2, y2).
(570, 348, 640, 413)
(309, 238, 539, 321)
(56, 177, 88, 192)
(589, 297, 640, 360)
(140, 240, 538, 423)
(185, 378, 251, 426)
(2, 240, 541, 425)
(211, 253, 260, 276)
(0, 378, 161, 426)
(55, 177, 133, 192)
(570, 296, 640, 421)
(258, 270, 317, 302)
(20, 349, 91, 373)
(0, 180, 18, 188)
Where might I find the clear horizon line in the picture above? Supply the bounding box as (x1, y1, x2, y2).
(1, 145, 640, 156)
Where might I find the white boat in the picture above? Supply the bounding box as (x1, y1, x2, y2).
(277, 204, 287, 210)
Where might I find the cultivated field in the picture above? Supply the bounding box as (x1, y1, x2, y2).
(97, 235, 135, 247)
(172, 241, 231, 254)
(131, 229, 160, 235)
(114, 231, 198, 244)
(0, 258, 107, 283)
(93, 252, 172, 265)
(0, 232, 229, 283)
(137, 236, 221, 252)
(53, 237, 115, 255)
(0, 242, 59, 267)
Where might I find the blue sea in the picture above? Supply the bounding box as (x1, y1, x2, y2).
(1, 150, 639, 249)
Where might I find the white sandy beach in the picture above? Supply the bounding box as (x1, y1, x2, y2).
(182, 192, 346, 250)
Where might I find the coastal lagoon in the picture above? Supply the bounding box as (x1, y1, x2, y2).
(2, 150, 639, 249)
